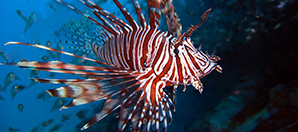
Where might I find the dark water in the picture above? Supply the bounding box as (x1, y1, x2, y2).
(0, 0, 297, 132)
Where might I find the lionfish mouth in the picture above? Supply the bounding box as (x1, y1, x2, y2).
(1, 0, 221, 131)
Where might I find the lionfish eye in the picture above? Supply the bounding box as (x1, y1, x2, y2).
(174, 48, 179, 55)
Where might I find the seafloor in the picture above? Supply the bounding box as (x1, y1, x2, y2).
(0, 0, 297, 132)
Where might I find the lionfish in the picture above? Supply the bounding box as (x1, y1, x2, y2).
(2, 0, 222, 131)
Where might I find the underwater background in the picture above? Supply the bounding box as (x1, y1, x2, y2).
(0, 0, 297, 132)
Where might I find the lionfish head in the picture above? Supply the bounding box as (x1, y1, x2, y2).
(170, 9, 222, 93)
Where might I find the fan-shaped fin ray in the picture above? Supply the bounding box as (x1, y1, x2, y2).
(151, 103, 160, 132)
(163, 95, 173, 124)
(48, 77, 139, 111)
(131, 97, 145, 131)
(47, 77, 138, 98)
(47, 85, 100, 98)
(144, 100, 152, 131)
(161, 0, 182, 36)
(31, 68, 133, 76)
(81, 83, 141, 130)
(31, 74, 135, 84)
(113, 0, 138, 30)
(83, 0, 131, 29)
(137, 99, 150, 131)
(7, 60, 130, 73)
(132, 0, 147, 27)
(2, 61, 137, 77)
(79, 0, 130, 33)
(159, 101, 168, 132)
(147, 0, 161, 28)
(61, 97, 99, 110)
(116, 89, 143, 131)
(56, 0, 118, 35)
(5, 42, 115, 66)
(164, 92, 175, 111)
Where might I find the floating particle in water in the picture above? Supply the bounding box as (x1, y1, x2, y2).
(246, 36, 252, 40)
(0, 92, 4, 100)
(49, 3, 56, 11)
(2, 72, 20, 92)
(11, 84, 26, 100)
(70, 53, 87, 65)
(49, 72, 56, 77)
(45, 41, 52, 48)
(16, 10, 36, 34)
(274, 22, 282, 30)
(61, 114, 70, 122)
(76, 109, 89, 119)
(41, 55, 50, 61)
(17, 104, 23, 112)
(49, 124, 62, 132)
(36, 91, 51, 100)
(8, 127, 20, 132)
(41, 119, 54, 127)
(55, 43, 63, 60)
(51, 98, 67, 112)
(0, 48, 9, 63)
(277, 1, 286, 9)
(30, 125, 42, 132)
(30, 70, 40, 77)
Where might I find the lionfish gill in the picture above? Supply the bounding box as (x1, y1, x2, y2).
(1, 0, 222, 131)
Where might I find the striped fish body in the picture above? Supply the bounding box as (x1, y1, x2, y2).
(94, 25, 220, 92)
(95, 27, 219, 89)
(1, 0, 222, 131)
